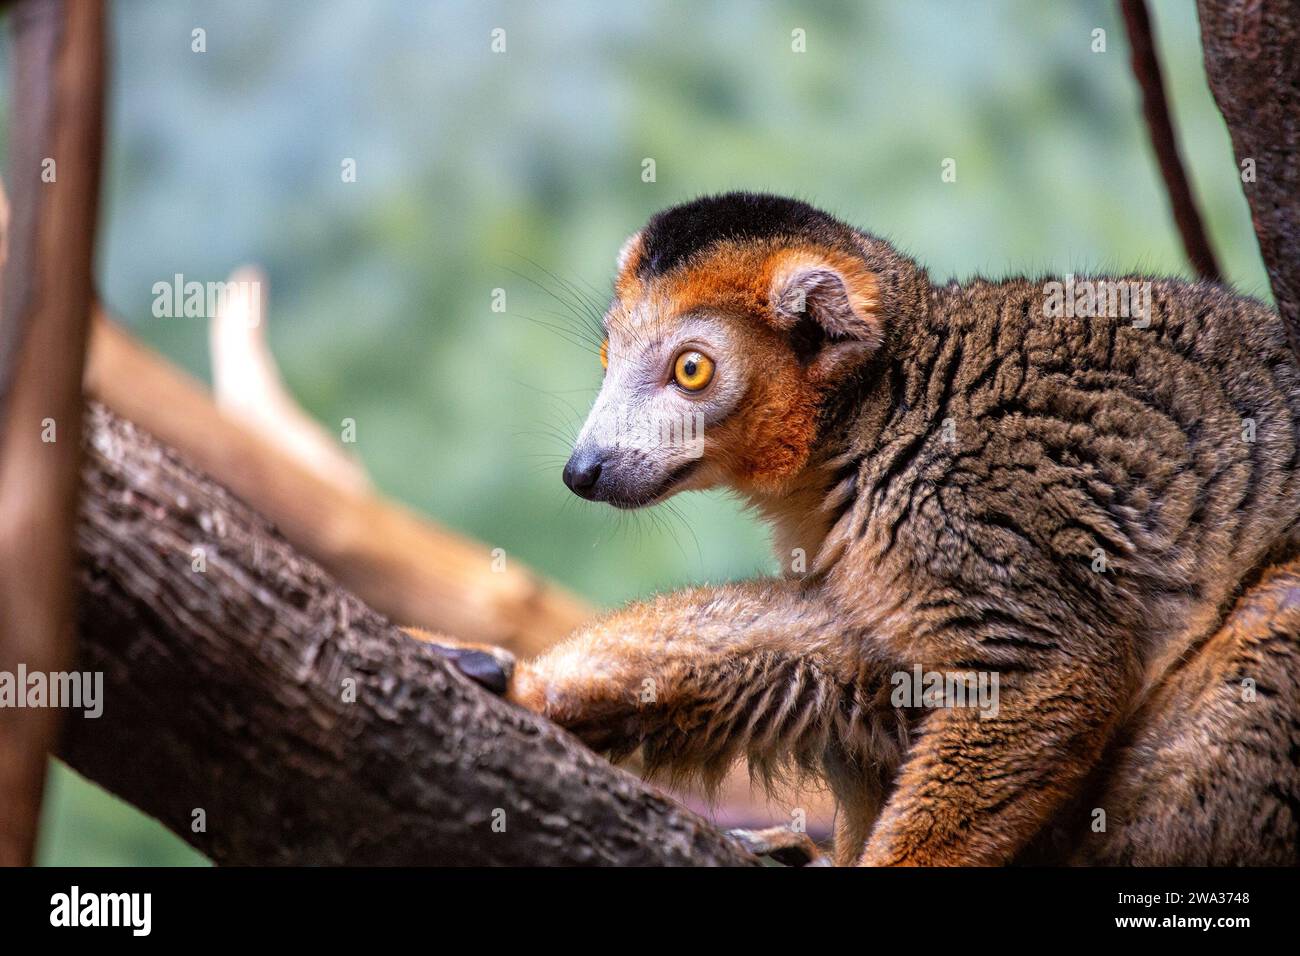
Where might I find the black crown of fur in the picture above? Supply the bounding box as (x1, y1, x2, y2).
(637, 191, 859, 278)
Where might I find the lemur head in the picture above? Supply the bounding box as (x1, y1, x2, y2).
(563, 192, 925, 509)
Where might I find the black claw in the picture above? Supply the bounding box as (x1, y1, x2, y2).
(727, 827, 826, 866)
(455, 650, 510, 695)
(433, 646, 509, 695)
(767, 844, 817, 867)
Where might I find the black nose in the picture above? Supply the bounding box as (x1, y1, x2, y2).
(563, 449, 604, 498)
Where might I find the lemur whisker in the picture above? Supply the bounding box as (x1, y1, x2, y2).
(504, 257, 607, 343)
(657, 500, 702, 563)
(515, 428, 575, 452)
(506, 379, 588, 423)
(513, 312, 605, 360)
(504, 278, 604, 352)
(528, 260, 610, 331)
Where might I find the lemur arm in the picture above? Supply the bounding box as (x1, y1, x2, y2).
(509, 579, 861, 791)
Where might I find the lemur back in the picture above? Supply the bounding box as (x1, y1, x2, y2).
(506, 192, 1300, 865)
(832, 274, 1300, 683)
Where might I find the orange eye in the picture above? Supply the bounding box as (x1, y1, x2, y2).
(600, 338, 609, 370)
(673, 350, 714, 392)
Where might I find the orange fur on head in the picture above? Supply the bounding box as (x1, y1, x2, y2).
(711, 322, 823, 494)
(627, 239, 883, 494)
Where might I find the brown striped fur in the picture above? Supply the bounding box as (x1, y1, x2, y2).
(511, 193, 1300, 866)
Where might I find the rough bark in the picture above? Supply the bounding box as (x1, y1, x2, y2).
(1198, 0, 1300, 356)
(0, 0, 103, 865)
(61, 402, 758, 866)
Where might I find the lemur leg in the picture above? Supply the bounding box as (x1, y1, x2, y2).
(509, 580, 900, 811)
(1072, 558, 1300, 865)
(859, 644, 1132, 866)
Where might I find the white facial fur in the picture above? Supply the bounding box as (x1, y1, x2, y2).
(569, 309, 746, 507)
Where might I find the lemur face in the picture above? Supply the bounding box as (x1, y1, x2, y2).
(563, 192, 888, 508)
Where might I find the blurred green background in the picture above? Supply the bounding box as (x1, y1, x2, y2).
(0, 0, 1268, 864)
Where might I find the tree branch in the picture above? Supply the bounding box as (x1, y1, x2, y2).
(1197, 0, 1300, 359)
(62, 401, 759, 866)
(0, 0, 103, 865)
(1121, 0, 1222, 281)
(208, 265, 373, 495)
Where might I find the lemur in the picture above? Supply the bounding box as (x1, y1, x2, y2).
(448, 192, 1300, 865)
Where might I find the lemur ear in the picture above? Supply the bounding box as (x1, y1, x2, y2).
(768, 251, 883, 382)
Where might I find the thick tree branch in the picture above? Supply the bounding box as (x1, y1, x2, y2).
(1198, 0, 1300, 356)
(61, 402, 759, 866)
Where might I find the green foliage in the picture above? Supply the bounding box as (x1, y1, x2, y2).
(37, 764, 208, 866)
